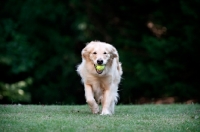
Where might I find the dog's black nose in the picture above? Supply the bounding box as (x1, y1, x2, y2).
(97, 59, 103, 65)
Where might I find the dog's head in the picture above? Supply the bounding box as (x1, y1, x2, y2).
(82, 41, 118, 74)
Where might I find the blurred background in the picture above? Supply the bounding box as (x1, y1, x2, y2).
(0, 0, 199, 104)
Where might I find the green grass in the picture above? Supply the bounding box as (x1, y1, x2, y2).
(0, 104, 200, 132)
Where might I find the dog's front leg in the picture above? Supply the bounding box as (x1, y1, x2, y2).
(101, 84, 118, 115)
(101, 89, 113, 115)
(84, 84, 99, 114)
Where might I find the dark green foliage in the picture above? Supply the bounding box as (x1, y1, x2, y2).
(0, 0, 199, 104)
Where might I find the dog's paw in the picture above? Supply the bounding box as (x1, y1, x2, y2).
(87, 100, 99, 114)
(100, 109, 112, 115)
(92, 105, 99, 114)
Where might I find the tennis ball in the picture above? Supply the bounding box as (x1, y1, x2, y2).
(96, 65, 105, 70)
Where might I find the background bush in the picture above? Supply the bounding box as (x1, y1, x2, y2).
(0, 0, 199, 104)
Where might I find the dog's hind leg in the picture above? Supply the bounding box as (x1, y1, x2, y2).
(109, 91, 119, 114)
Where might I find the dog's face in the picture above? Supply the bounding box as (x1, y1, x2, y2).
(82, 41, 118, 74)
(90, 47, 110, 65)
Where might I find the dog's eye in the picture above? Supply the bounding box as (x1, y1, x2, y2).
(93, 52, 97, 54)
(104, 52, 107, 54)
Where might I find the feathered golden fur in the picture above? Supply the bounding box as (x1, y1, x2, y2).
(77, 41, 122, 115)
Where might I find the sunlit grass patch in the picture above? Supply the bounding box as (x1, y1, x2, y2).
(0, 104, 199, 132)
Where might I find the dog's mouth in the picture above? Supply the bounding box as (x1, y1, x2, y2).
(94, 64, 105, 74)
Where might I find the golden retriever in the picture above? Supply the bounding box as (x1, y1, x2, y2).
(77, 41, 122, 115)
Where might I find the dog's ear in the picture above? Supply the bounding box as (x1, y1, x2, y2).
(82, 44, 94, 61)
(81, 47, 89, 60)
(110, 46, 122, 75)
(110, 46, 118, 59)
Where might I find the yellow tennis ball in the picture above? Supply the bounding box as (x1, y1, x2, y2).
(96, 65, 105, 70)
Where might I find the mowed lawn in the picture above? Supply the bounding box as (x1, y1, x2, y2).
(0, 104, 199, 132)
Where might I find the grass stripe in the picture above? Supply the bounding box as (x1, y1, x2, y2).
(0, 104, 200, 132)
